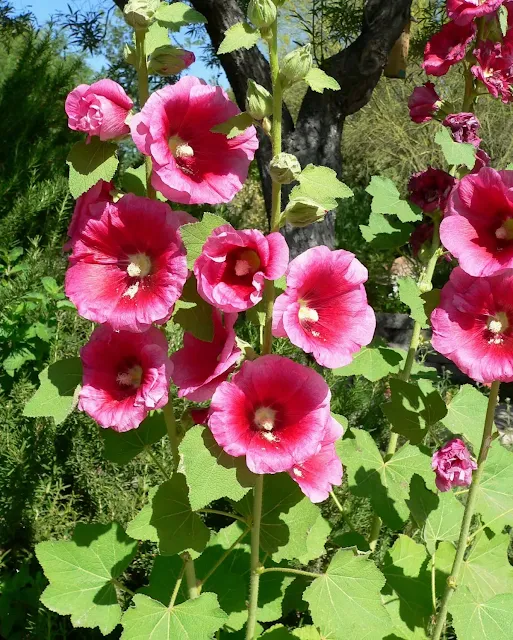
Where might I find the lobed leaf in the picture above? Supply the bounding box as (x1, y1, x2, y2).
(333, 344, 403, 382)
(304, 68, 340, 93)
(366, 175, 421, 223)
(398, 277, 428, 328)
(180, 212, 227, 270)
(441, 384, 492, 452)
(289, 164, 353, 210)
(435, 126, 476, 169)
(424, 490, 464, 554)
(218, 22, 260, 55)
(155, 2, 206, 30)
(101, 412, 167, 465)
(449, 589, 513, 640)
(67, 139, 118, 199)
(211, 112, 254, 138)
(173, 274, 215, 341)
(360, 211, 413, 249)
(475, 444, 513, 532)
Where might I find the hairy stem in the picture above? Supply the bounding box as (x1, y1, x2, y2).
(197, 508, 248, 524)
(169, 561, 187, 608)
(260, 566, 321, 579)
(183, 552, 199, 600)
(163, 402, 180, 467)
(134, 29, 156, 199)
(246, 474, 264, 640)
(199, 528, 250, 589)
(431, 380, 500, 640)
(144, 446, 169, 480)
(112, 578, 135, 597)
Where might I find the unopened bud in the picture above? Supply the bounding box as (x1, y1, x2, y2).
(247, 0, 277, 29)
(123, 0, 159, 30)
(280, 44, 313, 87)
(246, 80, 273, 120)
(262, 116, 272, 136)
(148, 45, 195, 76)
(273, 0, 287, 5)
(284, 197, 326, 227)
(269, 153, 301, 184)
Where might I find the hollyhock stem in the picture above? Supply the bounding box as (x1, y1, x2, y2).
(183, 552, 199, 599)
(260, 566, 321, 579)
(431, 380, 500, 640)
(246, 18, 282, 640)
(134, 29, 156, 199)
(163, 402, 180, 466)
(369, 221, 441, 550)
(199, 528, 250, 590)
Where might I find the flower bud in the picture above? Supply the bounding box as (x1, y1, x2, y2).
(123, 0, 160, 30)
(269, 153, 301, 185)
(280, 44, 313, 87)
(262, 116, 272, 136)
(148, 45, 196, 76)
(284, 197, 326, 227)
(245, 80, 273, 120)
(247, 0, 277, 29)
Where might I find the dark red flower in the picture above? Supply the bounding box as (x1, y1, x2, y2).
(442, 112, 481, 147)
(423, 21, 476, 76)
(408, 83, 442, 123)
(472, 40, 513, 103)
(408, 168, 456, 213)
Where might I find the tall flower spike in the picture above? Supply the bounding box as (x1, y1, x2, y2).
(431, 267, 513, 383)
(65, 194, 192, 332)
(79, 325, 173, 432)
(273, 246, 375, 369)
(194, 224, 289, 313)
(130, 76, 259, 204)
(209, 355, 333, 475)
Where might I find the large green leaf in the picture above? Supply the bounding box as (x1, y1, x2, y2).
(382, 379, 447, 445)
(424, 490, 464, 554)
(120, 592, 227, 639)
(138, 554, 186, 606)
(173, 275, 215, 342)
(435, 126, 476, 170)
(179, 426, 254, 511)
(397, 277, 428, 327)
(382, 535, 432, 637)
(36, 522, 137, 635)
(234, 475, 321, 562)
(366, 175, 421, 223)
(441, 385, 491, 452)
(150, 474, 210, 555)
(304, 68, 340, 93)
(475, 444, 513, 532)
(360, 211, 414, 250)
(218, 22, 260, 55)
(126, 487, 159, 543)
(304, 549, 391, 640)
(406, 474, 439, 528)
(180, 212, 227, 269)
(449, 589, 513, 640)
(289, 164, 353, 210)
(155, 1, 206, 30)
(333, 345, 403, 382)
(67, 138, 118, 199)
(23, 357, 82, 425)
(339, 429, 435, 530)
(101, 412, 167, 465)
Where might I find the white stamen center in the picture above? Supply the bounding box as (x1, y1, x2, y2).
(254, 406, 276, 432)
(235, 260, 251, 276)
(127, 253, 152, 278)
(487, 311, 509, 334)
(298, 304, 319, 323)
(292, 467, 303, 478)
(168, 135, 194, 159)
(117, 365, 143, 388)
(123, 282, 140, 299)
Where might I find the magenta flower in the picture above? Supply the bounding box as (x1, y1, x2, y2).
(442, 112, 481, 146)
(194, 224, 289, 313)
(130, 76, 259, 204)
(65, 194, 191, 332)
(79, 325, 173, 432)
(423, 21, 476, 76)
(431, 267, 513, 383)
(447, 0, 504, 25)
(472, 149, 491, 173)
(273, 246, 375, 368)
(408, 168, 455, 214)
(171, 309, 241, 401)
(472, 41, 513, 103)
(65, 79, 133, 141)
(288, 416, 343, 503)
(432, 438, 477, 492)
(64, 180, 113, 251)
(408, 83, 442, 123)
(209, 355, 332, 474)
(440, 167, 513, 277)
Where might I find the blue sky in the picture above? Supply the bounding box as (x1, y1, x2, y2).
(12, 0, 226, 83)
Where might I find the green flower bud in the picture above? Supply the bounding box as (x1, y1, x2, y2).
(262, 116, 272, 136)
(284, 197, 326, 228)
(269, 153, 301, 185)
(272, 0, 287, 5)
(280, 44, 313, 87)
(148, 45, 195, 76)
(123, 0, 160, 30)
(245, 80, 273, 120)
(247, 0, 277, 29)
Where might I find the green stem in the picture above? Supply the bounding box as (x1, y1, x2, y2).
(144, 446, 169, 480)
(246, 474, 264, 640)
(134, 29, 156, 199)
(431, 380, 500, 640)
(169, 561, 187, 608)
(260, 566, 321, 579)
(368, 222, 441, 551)
(183, 553, 199, 600)
(199, 528, 250, 589)
(431, 547, 437, 614)
(330, 491, 358, 533)
(112, 578, 135, 596)
(163, 402, 180, 467)
(197, 508, 248, 524)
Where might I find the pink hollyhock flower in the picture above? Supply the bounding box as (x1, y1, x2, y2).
(272, 246, 375, 369)
(171, 309, 241, 401)
(408, 168, 455, 214)
(194, 224, 289, 313)
(408, 83, 442, 123)
(209, 355, 332, 474)
(440, 167, 513, 276)
(447, 0, 504, 25)
(423, 21, 476, 76)
(472, 40, 513, 103)
(410, 222, 435, 257)
(431, 267, 513, 382)
(288, 416, 343, 503)
(65, 79, 133, 141)
(471, 149, 491, 173)
(66, 194, 191, 332)
(130, 76, 258, 205)
(442, 112, 481, 146)
(79, 325, 173, 432)
(64, 180, 113, 251)
(431, 438, 477, 492)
